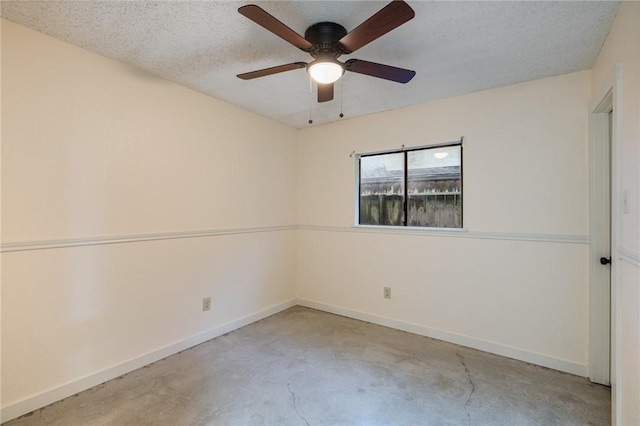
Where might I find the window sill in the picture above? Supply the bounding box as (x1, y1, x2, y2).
(351, 225, 467, 235)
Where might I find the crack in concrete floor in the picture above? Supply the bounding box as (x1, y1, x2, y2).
(287, 383, 311, 426)
(456, 351, 476, 426)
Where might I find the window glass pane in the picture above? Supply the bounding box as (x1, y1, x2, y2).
(359, 153, 404, 225)
(407, 146, 462, 228)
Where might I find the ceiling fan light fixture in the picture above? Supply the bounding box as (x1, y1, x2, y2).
(237, 2, 416, 103)
(308, 59, 344, 84)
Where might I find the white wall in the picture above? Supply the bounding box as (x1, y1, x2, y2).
(591, 2, 640, 424)
(296, 71, 592, 375)
(1, 19, 298, 420)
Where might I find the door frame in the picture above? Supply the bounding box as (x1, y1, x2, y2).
(588, 64, 622, 414)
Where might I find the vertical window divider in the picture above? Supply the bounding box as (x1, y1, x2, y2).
(403, 150, 408, 226)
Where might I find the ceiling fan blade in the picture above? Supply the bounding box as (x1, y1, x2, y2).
(237, 62, 307, 80)
(345, 59, 415, 83)
(317, 83, 334, 102)
(238, 5, 313, 52)
(338, 0, 415, 54)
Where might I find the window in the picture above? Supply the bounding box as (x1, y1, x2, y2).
(358, 143, 462, 228)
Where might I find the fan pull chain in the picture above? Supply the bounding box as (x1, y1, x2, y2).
(308, 77, 313, 124)
(339, 77, 344, 118)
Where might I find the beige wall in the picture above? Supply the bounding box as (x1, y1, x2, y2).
(590, 2, 640, 424)
(297, 72, 590, 235)
(297, 71, 592, 374)
(1, 19, 297, 417)
(1, 23, 297, 240)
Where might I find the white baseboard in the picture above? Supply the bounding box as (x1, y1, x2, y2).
(0, 298, 296, 423)
(296, 298, 588, 378)
(1, 297, 588, 423)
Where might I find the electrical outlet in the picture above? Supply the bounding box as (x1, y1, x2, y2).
(383, 287, 391, 299)
(202, 297, 211, 311)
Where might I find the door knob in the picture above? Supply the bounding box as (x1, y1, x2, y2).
(600, 257, 611, 265)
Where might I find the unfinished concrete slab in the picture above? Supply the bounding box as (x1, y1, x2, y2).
(5, 306, 610, 425)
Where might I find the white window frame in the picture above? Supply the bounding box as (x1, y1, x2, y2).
(354, 139, 464, 230)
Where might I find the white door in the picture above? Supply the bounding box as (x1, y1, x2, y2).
(589, 95, 613, 385)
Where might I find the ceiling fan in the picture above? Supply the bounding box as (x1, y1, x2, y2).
(237, 0, 416, 103)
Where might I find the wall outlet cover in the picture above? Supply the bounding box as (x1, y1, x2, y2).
(203, 297, 211, 311)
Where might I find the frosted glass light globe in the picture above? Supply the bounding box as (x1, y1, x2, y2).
(308, 61, 344, 84)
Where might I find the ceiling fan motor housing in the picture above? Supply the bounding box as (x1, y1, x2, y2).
(304, 22, 348, 59)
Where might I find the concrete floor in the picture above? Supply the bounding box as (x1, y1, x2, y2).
(6, 306, 610, 426)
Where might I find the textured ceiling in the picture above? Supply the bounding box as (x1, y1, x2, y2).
(1, 1, 620, 128)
